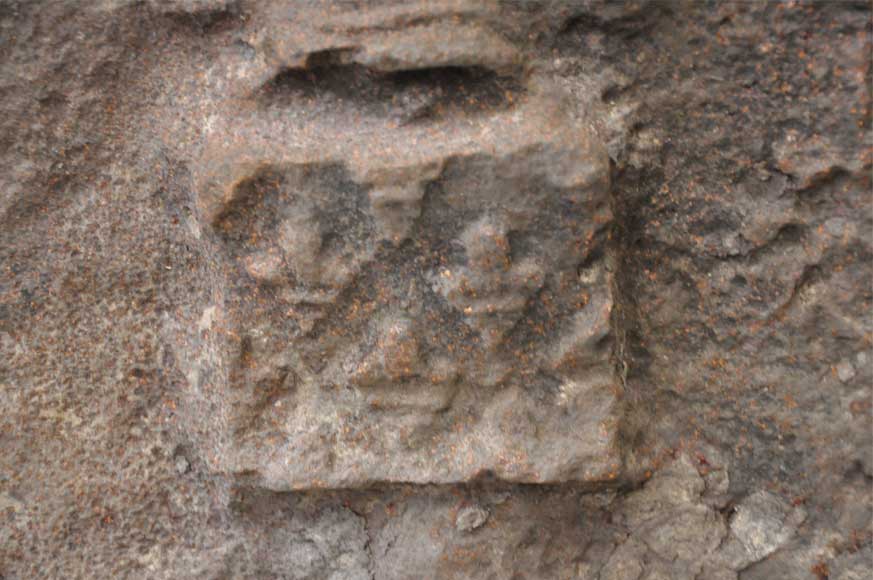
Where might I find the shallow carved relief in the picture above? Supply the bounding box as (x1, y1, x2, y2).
(192, 0, 620, 489)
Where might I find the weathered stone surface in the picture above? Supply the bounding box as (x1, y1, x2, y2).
(174, 0, 618, 490)
(0, 1, 870, 579)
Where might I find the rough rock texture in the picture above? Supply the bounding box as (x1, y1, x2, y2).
(0, 1, 870, 579)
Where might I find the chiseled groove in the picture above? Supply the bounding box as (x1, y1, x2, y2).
(257, 57, 524, 118)
(229, 476, 636, 500)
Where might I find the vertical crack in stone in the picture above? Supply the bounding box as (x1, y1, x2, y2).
(606, 160, 647, 483)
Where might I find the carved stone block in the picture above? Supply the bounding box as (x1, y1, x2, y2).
(187, 0, 620, 488)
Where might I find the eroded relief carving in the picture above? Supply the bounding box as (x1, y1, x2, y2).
(193, 0, 620, 489)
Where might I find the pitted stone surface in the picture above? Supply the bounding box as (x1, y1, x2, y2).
(201, 85, 615, 490)
(0, 1, 870, 579)
(171, 0, 622, 490)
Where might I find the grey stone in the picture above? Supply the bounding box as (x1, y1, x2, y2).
(830, 546, 873, 580)
(837, 359, 856, 383)
(174, 454, 190, 474)
(455, 505, 489, 532)
(717, 491, 807, 571)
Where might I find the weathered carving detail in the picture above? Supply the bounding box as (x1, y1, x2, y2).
(191, 0, 620, 489)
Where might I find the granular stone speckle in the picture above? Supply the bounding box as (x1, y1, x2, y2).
(0, 1, 869, 579)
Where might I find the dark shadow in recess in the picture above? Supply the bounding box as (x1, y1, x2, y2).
(256, 51, 524, 123)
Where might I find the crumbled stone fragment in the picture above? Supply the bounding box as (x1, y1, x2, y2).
(456, 505, 489, 532)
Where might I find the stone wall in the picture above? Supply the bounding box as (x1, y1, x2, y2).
(0, 1, 870, 579)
